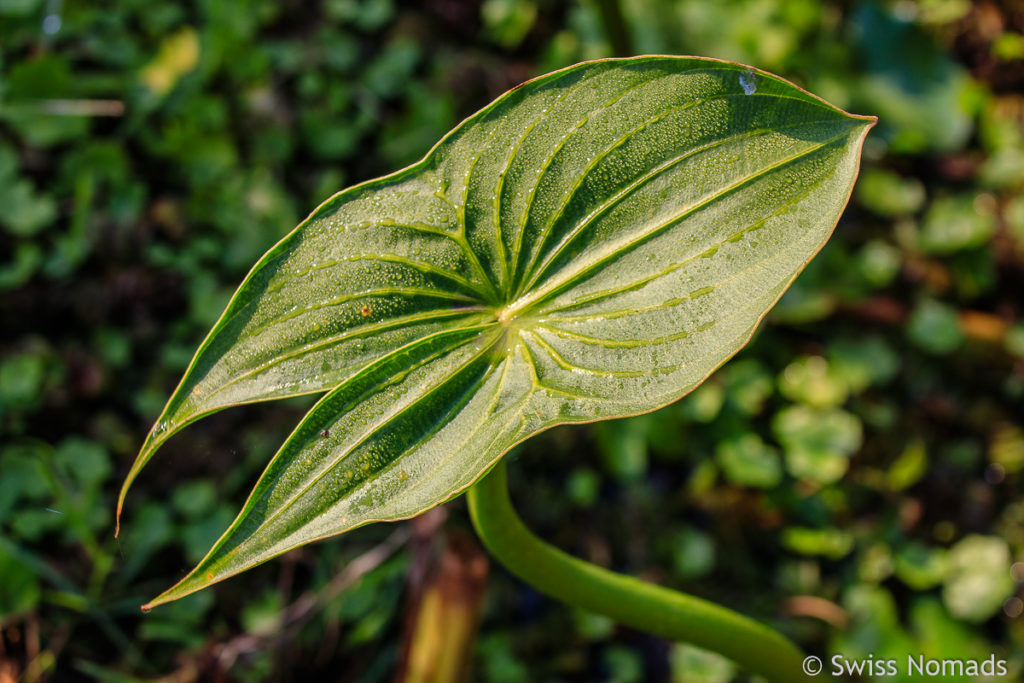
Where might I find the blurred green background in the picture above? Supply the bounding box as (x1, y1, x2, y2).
(2, 0, 1023, 681)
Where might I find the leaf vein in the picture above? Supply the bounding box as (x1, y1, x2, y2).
(517, 89, 817, 296)
(241, 326, 503, 543)
(537, 152, 838, 315)
(201, 308, 489, 403)
(516, 129, 850, 311)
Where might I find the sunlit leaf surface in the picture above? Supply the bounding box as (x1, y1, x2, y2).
(119, 56, 874, 606)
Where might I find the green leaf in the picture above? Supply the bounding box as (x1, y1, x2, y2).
(907, 298, 964, 355)
(773, 405, 863, 484)
(894, 543, 946, 591)
(55, 437, 112, 489)
(671, 527, 716, 579)
(855, 167, 925, 217)
(777, 355, 849, 408)
(670, 643, 737, 683)
(120, 56, 874, 607)
(942, 535, 1016, 623)
(920, 194, 997, 255)
(856, 239, 901, 288)
(781, 526, 854, 559)
(715, 433, 782, 488)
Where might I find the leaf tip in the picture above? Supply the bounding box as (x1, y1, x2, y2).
(114, 472, 134, 538)
(144, 563, 216, 610)
(115, 428, 169, 537)
(141, 588, 179, 612)
(843, 112, 878, 132)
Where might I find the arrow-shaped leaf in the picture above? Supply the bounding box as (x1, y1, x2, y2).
(121, 56, 874, 607)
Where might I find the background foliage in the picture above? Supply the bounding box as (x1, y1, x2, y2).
(1, 0, 1023, 681)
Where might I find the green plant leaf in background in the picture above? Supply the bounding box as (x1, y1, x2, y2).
(118, 56, 874, 607)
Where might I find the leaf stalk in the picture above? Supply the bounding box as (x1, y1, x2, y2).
(466, 459, 813, 682)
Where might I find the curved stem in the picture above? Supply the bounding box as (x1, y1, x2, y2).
(466, 460, 812, 683)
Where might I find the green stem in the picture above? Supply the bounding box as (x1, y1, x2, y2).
(466, 460, 811, 683)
